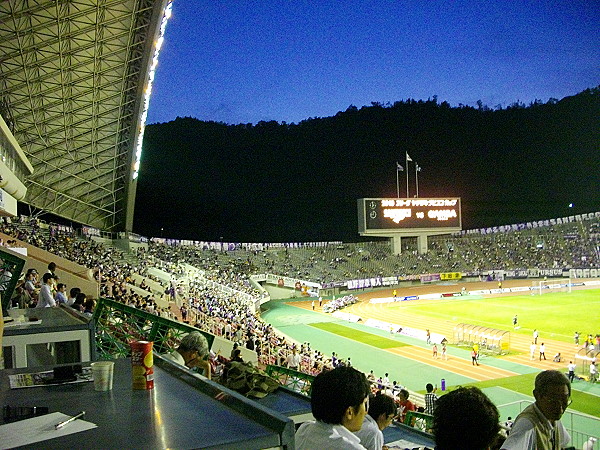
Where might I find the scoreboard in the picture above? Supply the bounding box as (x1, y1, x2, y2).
(358, 198, 462, 233)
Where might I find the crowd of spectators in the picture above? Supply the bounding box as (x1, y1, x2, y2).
(2, 213, 599, 421)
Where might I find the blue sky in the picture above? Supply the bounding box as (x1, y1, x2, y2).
(147, 0, 599, 125)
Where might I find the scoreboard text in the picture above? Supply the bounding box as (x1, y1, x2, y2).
(358, 198, 462, 232)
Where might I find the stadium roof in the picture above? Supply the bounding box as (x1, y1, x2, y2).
(0, 0, 171, 231)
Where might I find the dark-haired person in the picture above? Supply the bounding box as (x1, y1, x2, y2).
(71, 292, 86, 312)
(433, 386, 500, 450)
(397, 389, 416, 423)
(295, 366, 370, 449)
(55, 283, 68, 305)
(502, 370, 571, 449)
(35, 273, 56, 308)
(67, 287, 81, 306)
(424, 382, 438, 414)
(354, 392, 396, 450)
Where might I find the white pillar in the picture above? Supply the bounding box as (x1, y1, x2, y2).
(391, 236, 402, 255)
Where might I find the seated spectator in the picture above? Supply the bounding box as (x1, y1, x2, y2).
(24, 270, 38, 299)
(295, 366, 370, 449)
(55, 283, 68, 305)
(231, 348, 244, 363)
(83, 298, 95, 317)
(11, 283, 32, 309)
(502, 370, 571, 449)
(354, 392, 396, 450)
(71, 292, 86, 312)
(433, 386, 500, 450)
(67, 287, 81, 306)
(163, 331, 211, 379)
(396, 388, 416, 423)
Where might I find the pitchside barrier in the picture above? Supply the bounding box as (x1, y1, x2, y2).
(453, 323, 510, 355)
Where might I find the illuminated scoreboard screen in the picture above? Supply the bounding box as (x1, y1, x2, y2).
(358, 198, 462, 233)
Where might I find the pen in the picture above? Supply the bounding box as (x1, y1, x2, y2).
(55, 411, 85, 430)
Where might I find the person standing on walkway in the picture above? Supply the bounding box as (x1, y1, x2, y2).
(471, 348, 479, 366)
(533, 329, 539, 344)
(539, 343, 547, 361)
(529, 342, 536, 360)
(567, 361, 576, 382)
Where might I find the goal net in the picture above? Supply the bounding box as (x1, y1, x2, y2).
(532, 278, 572, 295)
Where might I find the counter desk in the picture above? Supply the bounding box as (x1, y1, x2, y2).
(0, 355, 295, 449)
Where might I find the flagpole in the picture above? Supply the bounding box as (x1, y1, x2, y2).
(396, 162, 400, 198)
(415, 164, 419, 197)
(406, 153, 409, 198)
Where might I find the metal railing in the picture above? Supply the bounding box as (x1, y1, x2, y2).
(264, 365, 314, 396)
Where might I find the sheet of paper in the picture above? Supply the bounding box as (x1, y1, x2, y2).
(0, 411, 97, 448)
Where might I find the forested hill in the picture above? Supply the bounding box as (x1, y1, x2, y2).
(135, 87, 600, 242)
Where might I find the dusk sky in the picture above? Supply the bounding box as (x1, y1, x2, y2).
(147, 1, 599, 126)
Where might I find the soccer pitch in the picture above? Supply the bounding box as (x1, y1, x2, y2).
(394, 289, 600, 343)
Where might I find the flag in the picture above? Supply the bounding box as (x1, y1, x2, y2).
(416, 164, 421, 172)
(396, 162, 404, 171)
(406, 153, 412, 162)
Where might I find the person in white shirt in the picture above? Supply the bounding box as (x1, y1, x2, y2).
(36, 273, 56, 308)
(502, 370, 571, 450)
(285, 347, 301, 370)
(567, 361, 576, 382)
(354, 392, 396, 450)
(296, 366, 370, 450)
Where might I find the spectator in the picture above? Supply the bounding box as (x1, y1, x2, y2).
(502, 370, 571, 449)
(354, 392, 396, 450)
(397, 389, 416, 423)
(83, 298, 95, 317)
(67, 287, 81, 306)
(432, 386, 500, 450)
(286, 347, 300, 370)
(163, 331, 211, 379)
(72, 292, 86, 312)
(424, 383, 438, 414)
(55, 283, 68, 305)
(36, 273, 56, 308)
(295, 366, 370, 449)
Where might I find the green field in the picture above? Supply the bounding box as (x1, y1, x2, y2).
(392, 289, 600, 342)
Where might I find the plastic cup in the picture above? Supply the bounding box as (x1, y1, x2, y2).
(91, 361, 114, 391)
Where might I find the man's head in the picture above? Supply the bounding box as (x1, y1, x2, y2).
(310, 366, 370, 431)
(426, 383, 434, 393)
(178, 331, 209, 368)
(432, 386, 500, 450)
(368, 393, 397, 431)
(533, 370, 571, 421)
(42, 273, 54, 284)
